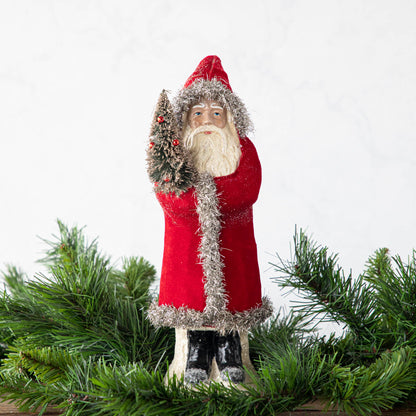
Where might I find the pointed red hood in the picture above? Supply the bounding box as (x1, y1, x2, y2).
(183, 55, 232, 91)
(174, 55, 252, 137)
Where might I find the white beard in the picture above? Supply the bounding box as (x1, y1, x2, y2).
(183, 123, 241, 177)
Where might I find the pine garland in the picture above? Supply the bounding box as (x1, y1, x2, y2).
(146, 90, 195, 195)
(1, 223, 416, 415)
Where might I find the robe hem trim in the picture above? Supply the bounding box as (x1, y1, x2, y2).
(147, 296, 273, 333)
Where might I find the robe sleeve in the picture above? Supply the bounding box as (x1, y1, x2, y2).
(215, 137, 262, 215)
(155, 187, 198, 219)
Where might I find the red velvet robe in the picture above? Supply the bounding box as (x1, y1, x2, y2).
(149, 137, 272, 330)
(157, 138, 261, 304)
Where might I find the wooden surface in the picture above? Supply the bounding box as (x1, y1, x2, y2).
(1, 400, 416, 415)
(0, 401, 61, 415)
(279, 401, 416, 415)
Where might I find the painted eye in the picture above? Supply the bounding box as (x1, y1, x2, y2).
(194, 111, 202, 116)
(214, 112, 220, 116)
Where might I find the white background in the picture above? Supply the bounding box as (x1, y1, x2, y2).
(1, 0, 416, 335)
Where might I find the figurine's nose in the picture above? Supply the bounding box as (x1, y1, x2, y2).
(201, 113, 211, 125)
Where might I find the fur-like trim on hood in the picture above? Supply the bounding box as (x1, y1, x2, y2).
(172, 79, 253, 138)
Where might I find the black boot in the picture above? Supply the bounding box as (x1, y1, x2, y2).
(214, 331, 245, 383)
(184, 330, 214, 384)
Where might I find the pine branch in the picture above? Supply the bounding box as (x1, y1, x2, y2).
(6, 346, 73, 384)
(0, 290, 62, 347)
(250, 339, 337, 409)
(249, 311, 316, 366)
(364, 248, 392, 282)
(0, 370, 65, 415)
(272, 229, 379, 340)
(113, 256, 156, 304)
(0, 221, 173, 366)
(0, 351, 105, 416)
(364, 249, 416, 347)
(1, 265, 28, 297)
(325, 347, 416, 415)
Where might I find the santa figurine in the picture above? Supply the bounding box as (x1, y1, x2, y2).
(147, 56, 272, 385)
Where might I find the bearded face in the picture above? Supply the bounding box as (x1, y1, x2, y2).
(183, 99, 242, 177)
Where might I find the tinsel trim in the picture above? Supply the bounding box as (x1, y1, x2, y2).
(147, 296, 273, 333)
(194, 173, 228, 317)
(172, 79, 253, 138)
